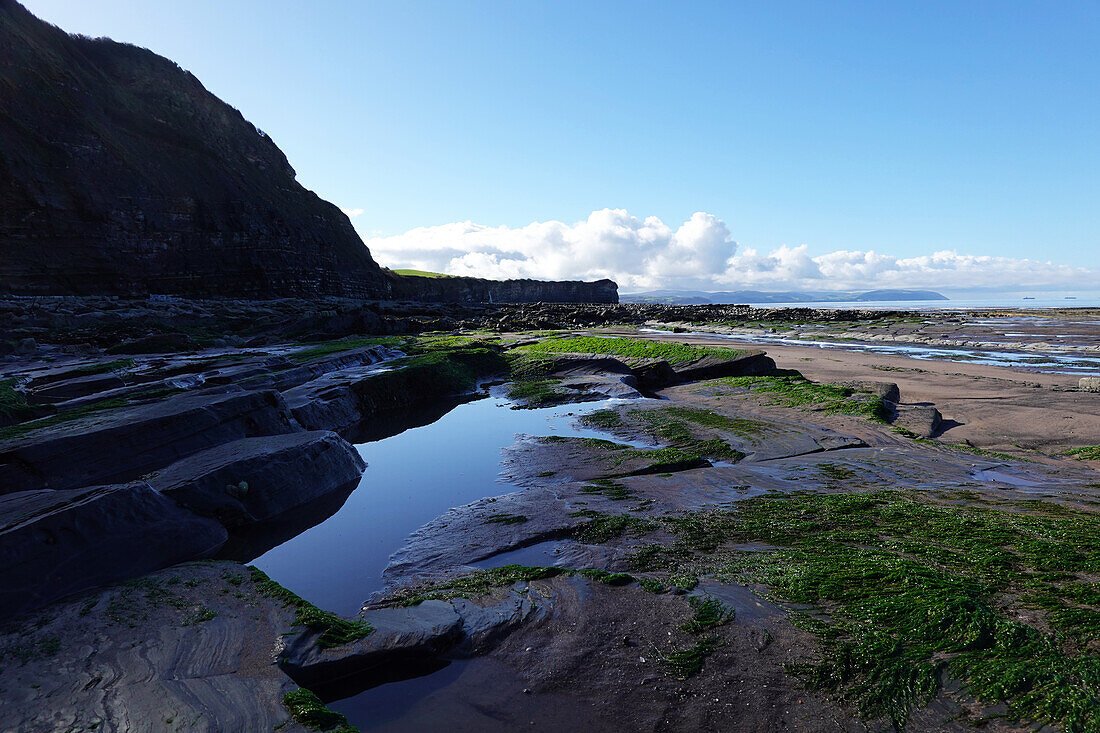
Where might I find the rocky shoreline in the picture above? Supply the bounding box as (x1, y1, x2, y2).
(2, 304, 1100, 732)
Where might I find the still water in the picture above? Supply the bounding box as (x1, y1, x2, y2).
(251, 392, 633, 615)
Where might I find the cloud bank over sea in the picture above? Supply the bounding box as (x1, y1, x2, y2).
(362, 208, 1093, 292)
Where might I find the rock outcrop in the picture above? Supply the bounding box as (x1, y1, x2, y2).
(150, 431, 366, 528)
(0, 0, 386, 298)
(0, 483, 227, 615)
(388, 274, 619, 304)
(0, 389, 298, 494)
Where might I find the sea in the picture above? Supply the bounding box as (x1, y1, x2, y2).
(709, 297, 1100, 311)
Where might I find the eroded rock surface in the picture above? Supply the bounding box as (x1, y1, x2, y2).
(150, 431, 365, 528)
(0, 484, 227, 615)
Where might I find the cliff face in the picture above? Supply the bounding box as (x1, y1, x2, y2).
(387, 274, 618, 304)
(0, 0, 386, 298)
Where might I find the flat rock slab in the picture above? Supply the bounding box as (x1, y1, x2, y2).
(281, 600, 464, 692)
(383, 488, 578, 588)
(150, 431, 365, 528)
(556, 374, 644, 400)
(0, 389, 298, 494)
(0, 483, 227, 616)
(0, 562, 308, 733)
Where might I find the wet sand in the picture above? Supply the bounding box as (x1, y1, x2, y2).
(613, 327, 1100, 459)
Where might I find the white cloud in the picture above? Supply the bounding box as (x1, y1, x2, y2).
(363, 208, 1097, 292)
(341, 207, 365, 218)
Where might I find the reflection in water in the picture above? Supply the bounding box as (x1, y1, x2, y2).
(328, 659, 469, 730)
(251, 393, 634, 615)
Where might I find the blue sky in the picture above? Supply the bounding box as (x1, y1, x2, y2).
(21, 1, 1100, 291)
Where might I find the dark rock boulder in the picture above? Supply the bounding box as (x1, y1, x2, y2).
(840, 380, 901, 404)
(669, 350, 776, 383)
(0, 483, 227, 616)
(891, 403, 943, 438)
(151, 431, 365, 528)
(0, 0, 386, 299)
(0, 389, 297, 494)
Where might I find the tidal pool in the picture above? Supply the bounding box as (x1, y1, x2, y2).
(251, 392, 642, 615)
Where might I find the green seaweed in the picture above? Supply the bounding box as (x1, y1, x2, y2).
(484, 513, 529, 525)
(249, 567, 373, 649)
(1067, 446, 1100, 461)
(283, 688, 359, 732)
(569, 510, 658, 543)
(518, 336, 745, 364)
(715, 373, 890, 421)
(385, 564, 564, 606)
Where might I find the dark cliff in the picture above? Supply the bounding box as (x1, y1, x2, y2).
(0, 0, 387, 298)
(387, 274, 618, 304)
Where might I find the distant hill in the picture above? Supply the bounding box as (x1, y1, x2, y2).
(620, 289, 948, 305)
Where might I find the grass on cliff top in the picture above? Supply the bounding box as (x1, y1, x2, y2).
(518, 336, 745, 364)
(393, 269, 455, 279)
(249, 567, 373, 649)
(632, 491, 1100, 730)
(715, 371, 891, 421)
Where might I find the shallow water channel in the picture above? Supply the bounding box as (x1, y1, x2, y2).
(640, 328, 1100, 375)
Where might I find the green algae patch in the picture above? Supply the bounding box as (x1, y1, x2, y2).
(483, 513, 528, 525)
(715, 372, 890, 421)
(642, 492, 1100, 729)
(503, 351, 574, 407)
(679, 595, 734, 634)
(646, 404, 766, 438)
(71, 358, 136, 374)
(506, 378, 568, 408)
(658, 635, 721, 679)
(283, 688, 359, 732)
(1067, 446, 1100, 461)
(578, 478, 634, 501)
(0, 378, 33, 423)
(581, 409, 623, 430)
(569, 509, 658, 543)
(0, 395, 132, 441)
(289, 336, 406, 362)
(582, 405, 750, 466)
(248, 567, 373, 649)
(385, 564, 565, 607)
(518, 336, 745, 364)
